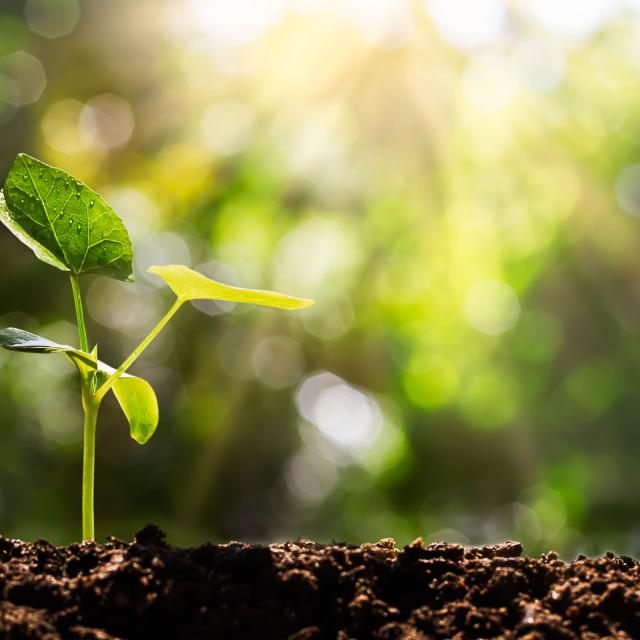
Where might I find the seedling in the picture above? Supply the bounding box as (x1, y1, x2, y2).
(0, 153, 313, 541)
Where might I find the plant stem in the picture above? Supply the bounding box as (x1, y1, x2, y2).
(70, 274, 89, 353)
(82, 395, 99, 541)
(95, 298, 183, 402)
(71, 273, 98, 540)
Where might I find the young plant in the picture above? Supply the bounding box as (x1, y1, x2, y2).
(0, 153, 313, 541)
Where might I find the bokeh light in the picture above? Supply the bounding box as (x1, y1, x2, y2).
(79, 94, 135, 150)
(425, 0, 506, 48)
(615, 164, 640, 217)
(464, 280, 521, 335)
(24, 0, 79, 39)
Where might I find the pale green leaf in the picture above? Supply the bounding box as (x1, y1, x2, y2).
(148, 264, 314, 310)
(96, 362, 159, 445)
(2, 153, 134, 281)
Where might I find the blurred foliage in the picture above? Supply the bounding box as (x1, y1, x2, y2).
(2, 0, 640, 557)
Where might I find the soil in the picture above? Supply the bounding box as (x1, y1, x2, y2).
(1, 526, 639, 640)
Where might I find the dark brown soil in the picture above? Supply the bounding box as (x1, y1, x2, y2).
(1, 526, 639, 639)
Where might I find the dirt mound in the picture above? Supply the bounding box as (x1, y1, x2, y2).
(0, 525, 638, 639)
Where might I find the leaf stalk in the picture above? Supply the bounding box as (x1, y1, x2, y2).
(70, 274, 89, 353)
(94, 298, 184, 402)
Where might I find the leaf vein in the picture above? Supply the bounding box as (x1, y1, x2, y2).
(22, 158, 72, 268)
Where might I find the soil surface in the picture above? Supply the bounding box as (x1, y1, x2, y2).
(1, 525, 639, 639)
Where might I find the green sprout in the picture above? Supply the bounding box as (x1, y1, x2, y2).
(0, 153, 313, 541)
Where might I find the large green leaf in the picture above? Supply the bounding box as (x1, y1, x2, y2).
(0, 192, 69, 271)
(148, 264, 314, 310)
(95, 363, 159, 445)
(0, 328, 158, 444)
(2, 153, 134, 281)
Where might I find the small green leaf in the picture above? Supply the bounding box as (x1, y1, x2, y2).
(0, 327, 95, 371)
(0, 328, 158, 444)
(2, 153, 134, 281)
(96, 363, 159, 445)
(148, 264, 314, 310)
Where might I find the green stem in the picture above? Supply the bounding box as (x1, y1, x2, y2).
(70, 274, 89, 353)
(95, 298, 184, 402)
(71, 273, 98, 540)
(82, 395, 99, 541)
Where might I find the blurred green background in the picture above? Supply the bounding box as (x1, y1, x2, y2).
(1, 0, 640, 558)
